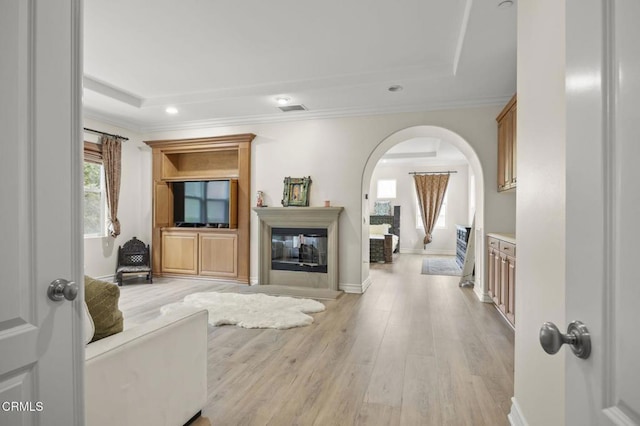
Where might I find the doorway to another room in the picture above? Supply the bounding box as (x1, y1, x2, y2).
(361, 126, 486, 300)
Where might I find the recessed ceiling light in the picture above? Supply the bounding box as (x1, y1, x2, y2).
(498, 0, 513, 8)
(165, 106, 178, 114)
(388, 85, 404, 92)
(275, 97, 291, 105)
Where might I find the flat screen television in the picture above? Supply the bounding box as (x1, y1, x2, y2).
(173, 180, 237, 228)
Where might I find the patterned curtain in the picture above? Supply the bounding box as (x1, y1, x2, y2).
(101, 135, 122, 237)
(414, 173, 450, 245)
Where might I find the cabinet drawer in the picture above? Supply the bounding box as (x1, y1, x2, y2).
(499, 241, 516, 256)
(488, 237, 500, 249)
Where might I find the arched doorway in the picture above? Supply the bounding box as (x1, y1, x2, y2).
(361, 125, 486, 301)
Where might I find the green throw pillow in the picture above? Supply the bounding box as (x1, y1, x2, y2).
(84, 276, 124, 343)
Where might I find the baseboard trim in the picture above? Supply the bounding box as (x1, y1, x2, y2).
(475, 286, 493, 303)
(340, 281, 364, 294)
(508, 397, 529, 426)
(361, 277, 372, 293)
(400, 248, 456, 256)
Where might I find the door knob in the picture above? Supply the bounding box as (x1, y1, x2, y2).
(47, 278, 78, 302)
(539, 321, 591, 359)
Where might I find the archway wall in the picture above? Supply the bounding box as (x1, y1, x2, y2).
(361, 120, 516, 300)
(361, 127, 484, 284)
(145, 105, 516, 294)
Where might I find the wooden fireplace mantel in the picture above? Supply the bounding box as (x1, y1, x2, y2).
(253, 207, 344, 291)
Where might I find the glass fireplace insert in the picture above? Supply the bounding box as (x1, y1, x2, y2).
(271, 227, 328, 273)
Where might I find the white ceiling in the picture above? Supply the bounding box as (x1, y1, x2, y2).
(83, 0, 516, 132)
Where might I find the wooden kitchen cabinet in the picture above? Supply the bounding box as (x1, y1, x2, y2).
(487, 234, 516, 327)
(497, 94, 517, 192)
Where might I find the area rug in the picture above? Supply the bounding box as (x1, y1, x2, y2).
(421, 257, 462, 276)
(160, 292, 326, 329)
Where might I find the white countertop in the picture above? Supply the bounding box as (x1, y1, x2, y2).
(486, 233, 516, 244)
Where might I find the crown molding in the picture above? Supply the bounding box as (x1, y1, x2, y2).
(83, 76, 143, 108)
(84, 62, 451, 110)
(137, 96, 511, 133)
(377, 159, 470, 167)
(381, 151, 437, 160)
(83, 108, 144, 134)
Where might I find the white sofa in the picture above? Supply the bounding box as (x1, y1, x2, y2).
(85, 309, 208, 426)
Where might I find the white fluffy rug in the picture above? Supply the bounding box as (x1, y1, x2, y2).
(160, 292, 326, 329)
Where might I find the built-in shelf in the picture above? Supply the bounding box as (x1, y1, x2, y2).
(145, 133, 255, 283)
(162, 149, 239, 181)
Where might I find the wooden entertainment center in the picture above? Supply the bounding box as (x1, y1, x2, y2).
(144, 133, 255, 283)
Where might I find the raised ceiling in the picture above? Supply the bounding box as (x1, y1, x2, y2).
(83, 0, 516, 132)
(379, 137, 468, 166)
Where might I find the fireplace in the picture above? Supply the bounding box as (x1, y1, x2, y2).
(271, 227, 328, 273)
(253, 207, 344, 292)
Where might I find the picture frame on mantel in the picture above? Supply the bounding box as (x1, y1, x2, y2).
(281, 176, 311, 207)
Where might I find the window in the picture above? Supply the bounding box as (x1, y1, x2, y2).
(416, 192, 448, 229)
(436, 193, 447, 229)
(377, 179, 396, 199)
(84, 142, 107, 237)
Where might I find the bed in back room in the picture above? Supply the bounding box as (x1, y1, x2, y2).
(369, 204, 400, 263)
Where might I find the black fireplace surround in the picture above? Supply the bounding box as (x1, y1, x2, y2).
(271, 227, 328, 273)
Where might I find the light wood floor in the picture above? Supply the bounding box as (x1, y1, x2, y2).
(119, 254, 514, 426)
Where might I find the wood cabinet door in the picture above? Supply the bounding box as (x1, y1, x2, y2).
(506, 255, 516, 325)
(162, 232, 198, 274)
(499, 253, 509, 314)
(504, 109, 514, 188)
(492, 249, 502, 307)
(488, 246, 497, 298)
(497, 95, 517, 192)
(200, 233, 238, 277)
(510, 105, 517, 187)
(497, 119, 508, 190)
(154, 182, 171, 226)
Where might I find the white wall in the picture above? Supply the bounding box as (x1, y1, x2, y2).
(83, 119, 153, 279)
(144, 105, 516, 290)
(369, 163, 469, 255)
(511, 0, 566, 425)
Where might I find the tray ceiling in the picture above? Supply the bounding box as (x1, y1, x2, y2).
(83, 0, 516, 131)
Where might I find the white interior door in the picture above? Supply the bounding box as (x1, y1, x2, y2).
(0, 1, 83, 425)
(565, 0, 640, 424)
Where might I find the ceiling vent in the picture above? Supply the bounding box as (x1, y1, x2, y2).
(278, 104, 307, 112)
